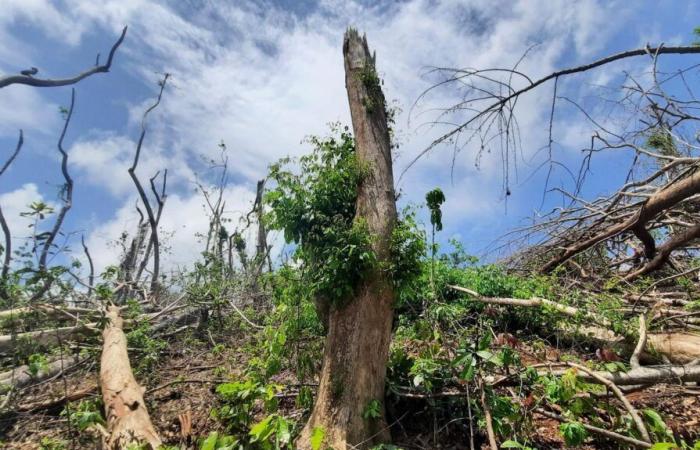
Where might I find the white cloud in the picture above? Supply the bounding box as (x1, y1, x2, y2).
(2, 0, 655, 270)
(68, 133, 195, 197)
(0, 85, 60, 137)
(0, 183, 55, 263)
(84, 184, 257, 275)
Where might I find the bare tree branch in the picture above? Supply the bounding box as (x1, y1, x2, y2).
(0, 27, 127, 89)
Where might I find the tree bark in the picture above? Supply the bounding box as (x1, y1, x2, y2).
(297, 29, 397, 450)
(100, 306, 161, 449)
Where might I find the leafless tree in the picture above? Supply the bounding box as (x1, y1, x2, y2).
(127, 74, 170, 296)
(0, 131, 23, 298)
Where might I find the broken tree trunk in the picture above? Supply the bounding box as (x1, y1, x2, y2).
(0, 323, 98, 353)
(297, 29, 397, 450)
(100, 305, 161, 449)
(0, 355, 79, 394)
(449, 285, 700, 364)
(542, 170, 700, 273)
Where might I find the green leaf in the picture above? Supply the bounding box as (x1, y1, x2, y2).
(560, 422, 588, 446)
(310, 426, 325, 450)
(249, 415, 274, 442)
(650, 444, 677, 450)
(200, 432, 218, 450)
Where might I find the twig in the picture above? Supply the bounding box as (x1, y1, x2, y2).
(536, 408, 651, 448)
(630, 315, 647, 370)
(566, 362, 650, 443)
(227, 298, 263, 329)
(479, 380, 498, 450)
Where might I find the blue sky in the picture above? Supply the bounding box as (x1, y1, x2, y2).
(1, 0, 699, 276)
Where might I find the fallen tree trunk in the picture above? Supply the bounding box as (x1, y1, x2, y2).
(545, 363, 700, 386)
(0, 305, 192, 353)
(0, 304, 96, 320)
(449, 285, 700, 364)
(623, 221, 700, 281)
(0, 355, 79, 394)
(0, 323, 98, 353)
(100, 305, 161, 449)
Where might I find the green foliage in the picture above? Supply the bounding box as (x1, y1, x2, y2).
(643, 408, 673, 442)
(647, 128, 678, 158)
(39, 437, 67, 450)
(501, 441, 535, 450)
(359, 64, 385, 114)
(362, 399, 382, 420)
(559, 421, 588, 446)
(249, 414, 293, 449)
(200, 431, 240, 450)
(126, 320, 166, 374)
(389, 208, 426, 294)
(425, 188, 446, 232)
(309, 427, 325, 450)
(62, 399, 105, 431)
(246, 266, 324, 384)
(266, 126, 373, 305)
(27, 353, 48, 377)
(266, 125, 426, 310)
(213, 379, 281, 433)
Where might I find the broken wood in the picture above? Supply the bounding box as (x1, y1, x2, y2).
(536, 408, 651, 448)
(449, 285, 700, 364)
(100, 305, 161, 449)
(565, 362, 650, 443)
(0, 356, 80, 394)
(0, 323, 98, 353)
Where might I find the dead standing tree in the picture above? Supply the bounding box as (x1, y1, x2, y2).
(0, 131, 23, 299)
(123, 74, 170, 300)
(298, 29, 398, 450)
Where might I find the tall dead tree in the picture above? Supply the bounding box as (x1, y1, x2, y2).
(127, 75, 170, 297)
(0, 131, 23, 299)
(298, 29, 397, 450)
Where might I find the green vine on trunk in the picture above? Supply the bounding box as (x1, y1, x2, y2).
(265, 124, 423, 309)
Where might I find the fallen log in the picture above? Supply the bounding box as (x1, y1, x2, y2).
(16, 383, 97, 412)
(0, 304, 96, 320)
(449, 285, 700, 364)
(100, 305, 161, 449)
(0, 355, 79, 394)
(0, 323, 98, 353)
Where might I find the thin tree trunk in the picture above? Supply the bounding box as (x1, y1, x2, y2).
(297, 29, 397, 450)
(100, 306, 161, 449)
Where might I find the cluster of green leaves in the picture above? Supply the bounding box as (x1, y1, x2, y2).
(245, 266, 323, 400)
(126, 317, 166, 375)
(266, 126, 425, 308)
(388, 207, 426, 294)
(208, 378, 294, 449)
(62, 399, 105, 432)
(358, 64, 385, 114)
(27, 353, 49, 376)
(266, 126, 373, 305)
